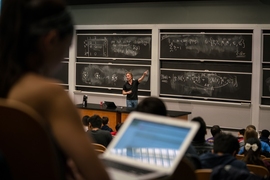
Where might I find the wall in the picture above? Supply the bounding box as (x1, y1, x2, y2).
(67, 0, 270, 131)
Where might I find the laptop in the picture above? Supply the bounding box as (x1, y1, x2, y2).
(100, 111, 199, 180)
(103, 101, 117, 109)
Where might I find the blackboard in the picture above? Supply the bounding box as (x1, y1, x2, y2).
(160, 34, 252, 61)
(263, 35, 270, 62)
(160, 70, 251, 102)
(77, 35, 151, 59)
(262, 69, 270, 97)
(76, 63, 150, 90)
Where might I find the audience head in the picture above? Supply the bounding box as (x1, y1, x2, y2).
(244, 138, 261, 156)
(88, 115, 102, 129)
(102, 116, 109, 125)
(243, 138, 264, 166)
(191, 116, 207, 142)
(244, 127, 258, 143)
(135, 97, 167, 116)
(213, 133, 240, 156)
(0, 0, 74, 97)
(246, 125, 256, 131)
(238, 128, 245, 137)
(260, 129, 270, 138)
(115, 123, 123, 132)
(210, 125, 221, 137)
(82, 115, 90, 126)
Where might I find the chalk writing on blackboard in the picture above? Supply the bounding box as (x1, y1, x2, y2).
(160, 70, 251, 101)
(77, 35, 151, 59)
(160, 34, 252, 60)
(76, 64, 150, 90)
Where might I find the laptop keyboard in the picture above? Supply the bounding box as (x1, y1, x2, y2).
(102, 159, 154, 175)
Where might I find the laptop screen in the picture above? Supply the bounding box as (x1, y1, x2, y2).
(109, 118, 191, 168)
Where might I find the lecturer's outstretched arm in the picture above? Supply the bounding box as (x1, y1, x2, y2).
(138, 70, 148, 83)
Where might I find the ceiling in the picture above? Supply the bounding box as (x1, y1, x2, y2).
(66, 0, 261, 6)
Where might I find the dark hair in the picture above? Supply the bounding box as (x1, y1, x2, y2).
(135, 97, 167, 116)
(191, 116, 206, 142)
(0, 0, 74, 97)
(261, 129, 270, 138)
(210, 125, 221, 137)
(213, 133, 239, 155)
(239, 128, 245, 136)
(82, 115, 90, 126)
(115, 123, 123, 132)
(102, 116, 109, 125)
(89, 115, 102, 129)
(243, 138, 265, 167)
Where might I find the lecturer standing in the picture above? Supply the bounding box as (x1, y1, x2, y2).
(122, 70, 148, 108)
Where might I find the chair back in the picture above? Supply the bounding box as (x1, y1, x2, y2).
(195, 169, 212, 180)
(263, 157, 270, 162)
(169, 157, 197, 180)
(235, 154, 244, 160)
(246, 164, 270, 177)
(0, 99, 64, 180)
(92, 143, 107, 151)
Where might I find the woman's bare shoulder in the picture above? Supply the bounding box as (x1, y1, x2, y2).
(8, 73, 70, 112)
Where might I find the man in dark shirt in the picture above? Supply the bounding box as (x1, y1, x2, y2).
(122, 70, 148, 108)
(199, 133, 249, 172)
(87, 115, 112, 147)
(191, 117, 213, 155)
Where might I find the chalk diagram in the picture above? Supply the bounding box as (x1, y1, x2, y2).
(161, 71, 238, 97)
(81, 64, 149, 88)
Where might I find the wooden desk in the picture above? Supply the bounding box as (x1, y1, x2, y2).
(119, 107, 191, 122)
(77, 104, 191, 129)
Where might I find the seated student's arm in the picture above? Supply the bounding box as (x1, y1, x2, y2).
(45, 85, 110, 180)
(238, 147, 244, 155)
(261, 141, 270, 152)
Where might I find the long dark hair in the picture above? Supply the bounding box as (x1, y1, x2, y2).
(242, 138, 265, 167)
(0, 0, 74, 97)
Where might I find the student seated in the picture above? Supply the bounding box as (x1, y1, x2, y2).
(101, 116, 113, 132)
(238, 127, 270, 157)
(206, 125, 221, 144)
(0, 0, 110, 179)
(87, 115, 113, 147)
(191, 117, 213, 155)
(200, 133, 249, 172)
(111, 123, 123, 136)
(82, 115, 90, 131)
(260, 129, 270, 146)
(242, 138, 270, 171)
(238, 128, 245, 147)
